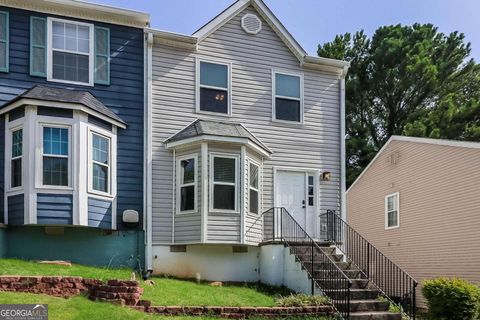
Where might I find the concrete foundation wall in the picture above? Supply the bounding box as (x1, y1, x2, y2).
(152, 245, 260, 282)
(6, 227, 144, 268)
(152, 244, 311, 294)
(259, 245, 312, 294)
(0, 227, 6, 258)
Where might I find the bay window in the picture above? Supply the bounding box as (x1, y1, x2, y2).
(211, 155, 237, 211)
(42, 126, 69, 186)
(176, 155, 197, 214)
(197, 60, 231, 115)
(249, 162, 259, 214)
(273, 71, 303, 123)
(11, 128, 22, 188)
(91, 133, 110, 193)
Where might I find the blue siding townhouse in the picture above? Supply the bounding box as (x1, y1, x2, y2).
(0, 1, 149, 267)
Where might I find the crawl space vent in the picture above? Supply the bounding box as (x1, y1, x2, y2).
(387, 152, 399, 165)
(241, 13, 262, 35)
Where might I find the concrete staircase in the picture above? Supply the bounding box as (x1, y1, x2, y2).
(290, 244, 403, 320)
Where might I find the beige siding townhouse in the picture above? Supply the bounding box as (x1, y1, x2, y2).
(347, 135, 480, 308)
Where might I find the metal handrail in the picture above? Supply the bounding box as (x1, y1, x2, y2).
(320, 210, 418, 319)
(246, 207, 352, 319)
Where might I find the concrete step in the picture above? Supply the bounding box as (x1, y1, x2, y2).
(301, 260, 354, 271)
(318, 278, 370, 289)
(349, 311, 402, 320)
(335, 300, 390, 312)
(313, 269, 364, 279)
(294, 252, 344, 262)
(290, 245, 337, 256)
(324, 289, 380, 300)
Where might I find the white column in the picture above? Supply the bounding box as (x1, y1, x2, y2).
(201, 143, 208, 243)
(24, 105, 37, 224)
(76, 112, 88, 226)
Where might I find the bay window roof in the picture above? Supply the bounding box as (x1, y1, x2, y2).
(165, 119, 272, 157)
(0, 85, 126, 128)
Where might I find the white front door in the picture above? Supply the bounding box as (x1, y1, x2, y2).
(276, 170, 307, 231)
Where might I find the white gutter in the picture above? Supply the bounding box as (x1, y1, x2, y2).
(144, 32, 154, 272)
(340, 66, 348, 221)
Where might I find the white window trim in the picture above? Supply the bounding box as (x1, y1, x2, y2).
(209, 153, 239, 213)
(46, 17, 95, 86)
(6, 123, 24, 192)
(385, 192, 400, 230)
(248, 160, 260, 215)
(36, 121, 73, 190)
(87, 128, 115, 198)
(272, 69, 304, 124)
(195, 57, 232, 117)
(175, 153, 198, 215)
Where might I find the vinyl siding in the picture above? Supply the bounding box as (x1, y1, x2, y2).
(0, 6, 144, 229)
(88, 197, 112, 229)
(0, 115, 4, 223)
(347, 140, 480, 307)
(151, 6, 341, 244)
(174, 147, 202, 243)
(37, 194, 73, 225)
(7, 194, 23, 225)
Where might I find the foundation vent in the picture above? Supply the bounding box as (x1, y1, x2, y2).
(241, 13, 262, 35)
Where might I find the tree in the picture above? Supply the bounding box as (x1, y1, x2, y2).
(318, 24, 479, 186)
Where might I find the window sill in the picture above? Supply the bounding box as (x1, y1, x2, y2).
(35, 185, 74, 192)
(176, 210, 199, 215)
(385, 225, 400, 230)
(87, 189, 114, 199)
(47, 77, 94, 87)
(209, 209, 240, 214)
(271, 118, 304, 126)
(196, 109, 231, 118)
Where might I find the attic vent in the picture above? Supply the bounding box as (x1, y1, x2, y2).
(241, 13, 262, 35)
(387, 152, 400, 165)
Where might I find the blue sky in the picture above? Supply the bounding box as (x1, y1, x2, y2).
(97, 0, 479, 61)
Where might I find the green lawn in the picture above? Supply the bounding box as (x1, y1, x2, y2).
(0, 258, 132, 281)
(142, 277, 291, 307)
(0, 259, 331, 319)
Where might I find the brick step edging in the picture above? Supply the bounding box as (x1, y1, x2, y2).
(131, 305, 335, 318)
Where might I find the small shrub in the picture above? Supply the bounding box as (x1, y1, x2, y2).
(422, 278, 480, 320)
(276, 294, 329, 307)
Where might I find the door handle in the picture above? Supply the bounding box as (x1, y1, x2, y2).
(302, 200, 306, 209)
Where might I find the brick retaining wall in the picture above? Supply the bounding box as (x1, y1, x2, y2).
(0, 276, 335, 318)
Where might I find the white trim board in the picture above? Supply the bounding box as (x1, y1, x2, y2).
(347, 135, 480, 193)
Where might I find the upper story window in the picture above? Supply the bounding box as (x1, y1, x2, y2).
(91, 133, 110, 193)
(197, 60, 231, 115)
(0, 11, 9, 73)
(211, 155, 238, 212)
(176, 155, 198, 214)
(42, 126, 70, 187)
(385, 192, 399, 229)
(47, 18, 94, 86)
(249, 162, 259, 214)
(273, 71, 303, 123)
(11, 128, 22, 188)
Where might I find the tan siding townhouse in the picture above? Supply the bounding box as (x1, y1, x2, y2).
(347, 135, 480, 307)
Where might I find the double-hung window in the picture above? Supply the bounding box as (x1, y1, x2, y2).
(177, 155, 197, 213)
(211, 155, 237, 211)
(11, 129, 22, 188)
(385, 193, 399, 229)
(0, 11, 9, 72)
(42, 126, 69, 186)
(273, 71, 303, 123)
(249, 162, 259, 214)
(48, 18, 93, 85)
(92, 133, 110, 194)
(198, 60, 230, 115)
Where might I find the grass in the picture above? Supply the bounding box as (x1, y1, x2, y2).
(142, 277, 292, 307)
(0, 258, 132, 281)
(0, 259, 333, 319)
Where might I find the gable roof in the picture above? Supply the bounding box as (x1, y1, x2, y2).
(0, 85, 127, 128)
(164, 119, 272, 156)
(149, 0, 349, 74)
(347, 135, 480, 192)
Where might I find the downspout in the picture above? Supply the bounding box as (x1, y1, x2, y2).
(340, 66, 348, 221)
(144, 32, 154, 272)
